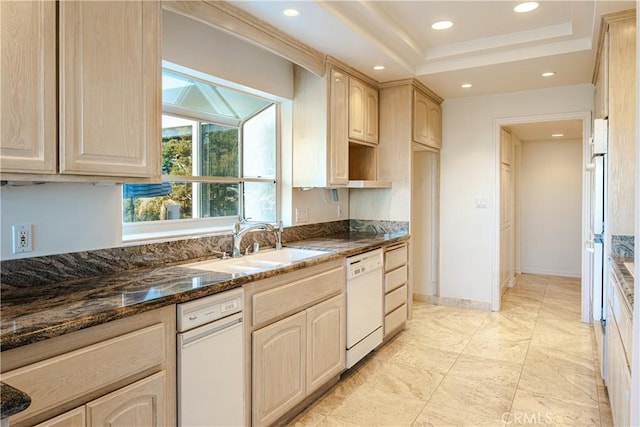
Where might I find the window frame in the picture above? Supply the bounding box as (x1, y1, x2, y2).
(122, 69, 280, 242)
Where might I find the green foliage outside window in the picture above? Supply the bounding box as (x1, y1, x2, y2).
(123, 124, 240, 223)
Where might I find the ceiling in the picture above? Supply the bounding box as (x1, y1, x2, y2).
(233, 0, 635, 100)
(507, 119, 583, 141)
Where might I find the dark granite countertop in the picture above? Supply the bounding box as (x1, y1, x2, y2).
(0, 232, 408, 352)
(0, 382, 30, 420)
(610, 255, 634, 313)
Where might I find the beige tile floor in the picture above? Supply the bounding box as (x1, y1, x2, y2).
(288, 274, 613, 427)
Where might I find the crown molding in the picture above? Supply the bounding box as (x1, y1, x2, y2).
(163, 0, 326, 77)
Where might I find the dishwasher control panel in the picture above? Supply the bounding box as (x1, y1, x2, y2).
(346, 249, 383, 280)
(177, 288, 244, 332)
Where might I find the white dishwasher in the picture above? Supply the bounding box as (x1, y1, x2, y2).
(345, 248, 384, 368)
(177, 288, 244, 427)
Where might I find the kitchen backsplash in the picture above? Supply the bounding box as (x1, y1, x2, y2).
(611, 235, 634, 258)
(0, 220, 408, 289)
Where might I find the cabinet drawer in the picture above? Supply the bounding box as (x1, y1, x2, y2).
(384, 244, 407, 272)
(253, 267, 344, 327)
(385, 284, 407, 314)
(384, 304, 407, 336)
(385, 265, 407, 293)
(3, 324, 165, 425)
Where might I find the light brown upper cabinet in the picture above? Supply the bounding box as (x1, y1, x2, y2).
(349, 77, 379, 145)
(293, 66, 349, 187)
(293, 63, 387, 188)
(0, 1, 57, 174)
(59, 1, 161, 179)
(0, 1, 161, 182)
(594, 10, 636, 236)
(413, 90, 442, 149)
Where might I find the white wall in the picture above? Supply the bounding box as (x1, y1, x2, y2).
(518, 138, 583, 277)
(0, 183, 122, 259)
(441, 84, 593, 305)
(291, 188, 348, 225)
(163, 10, 293, 100)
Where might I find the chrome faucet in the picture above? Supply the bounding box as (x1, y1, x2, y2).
(232, 221, 283, 258)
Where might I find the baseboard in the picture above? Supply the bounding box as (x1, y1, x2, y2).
(520, 267, 581, 278)
(413, 293, 491, 311)
(413, 294, 438, 304)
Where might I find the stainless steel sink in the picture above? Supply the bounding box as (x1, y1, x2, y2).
(184, 248, 328, 275)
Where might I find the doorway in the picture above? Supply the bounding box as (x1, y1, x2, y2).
(412, 146, 439, 302)
(493, 112, 592, 322)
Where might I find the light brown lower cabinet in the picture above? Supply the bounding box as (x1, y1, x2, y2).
(252, 293, 345, 427)
(1, 306, 175, 427)
(35, 372, 165, 427)
(605, 270, 632, 426)
(245, 259, 345, 427)
(306, 295, 346, 394)
(253, 311, 307, 427)
(86, 372, 165, 427)
(33, 407, 86, 427)
(383, 243, 408, 338)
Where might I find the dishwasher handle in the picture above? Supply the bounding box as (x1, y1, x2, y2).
(180, 312, 243, 347)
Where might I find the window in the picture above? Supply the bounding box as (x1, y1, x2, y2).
(123, 67, 278, 240)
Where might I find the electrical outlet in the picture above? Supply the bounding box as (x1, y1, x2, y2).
(295, 208, 309, 224)
(12, 224, 33, 253)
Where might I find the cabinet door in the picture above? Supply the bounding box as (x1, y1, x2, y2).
(306, 294, 345, 394)
(59, 1, 160, 178)
(427, 100, 442, 149)
(35, 407, 86, 427)
(364, 85, 379, 144)
(349, 77, 366, 142)
(620, 361, 631, 427)
(86, 372, 166, 427)
(413, 90, 442, 149)
(252, 311, 307, 427)
(329, 68, 349, 186)
(0, 0, 56, 174)
(413, 90, 430, 145)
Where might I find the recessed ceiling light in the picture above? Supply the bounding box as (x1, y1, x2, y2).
(552, 133, 564, 137)
(461, 83, 472, 88)
(431, 20, 454, 30)
(542, 71, 556, 77)
(283, 8, 299, 17)
(514, 2, 539, 13)
(373, 65, 385, 71)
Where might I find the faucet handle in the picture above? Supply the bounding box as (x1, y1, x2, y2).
(274, 221, 283, 250)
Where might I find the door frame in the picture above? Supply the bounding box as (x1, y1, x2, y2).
(492, 111, 592, 322)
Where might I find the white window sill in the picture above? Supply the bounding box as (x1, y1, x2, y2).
(122, 221, 235, 246)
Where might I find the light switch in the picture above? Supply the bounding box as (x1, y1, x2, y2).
(475, 198, 488, 209)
